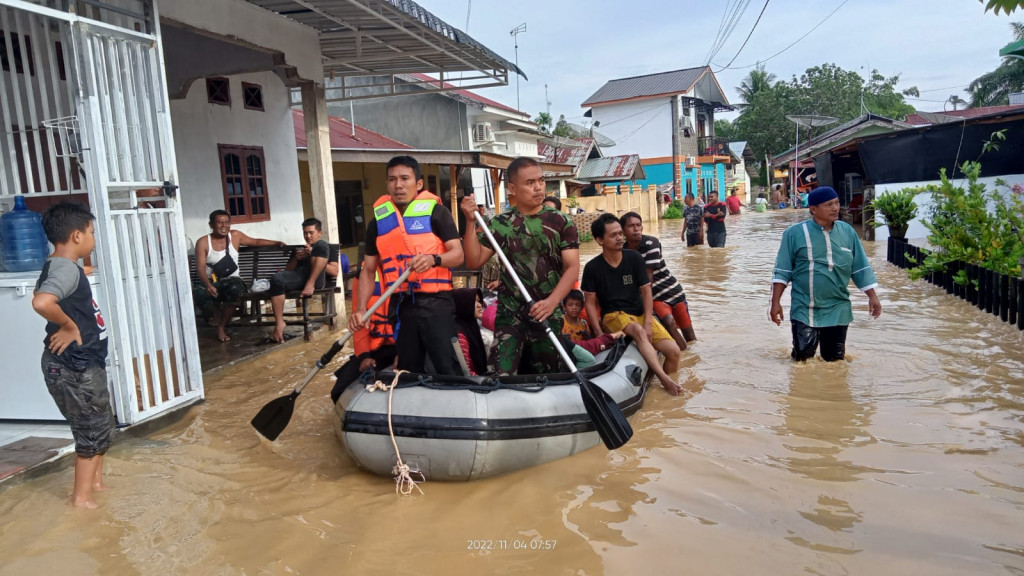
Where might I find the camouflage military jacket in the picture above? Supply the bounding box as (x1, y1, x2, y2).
(478, 206, 579, 319)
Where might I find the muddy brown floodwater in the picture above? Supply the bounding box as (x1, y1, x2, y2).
(1, 211, 1023, 575)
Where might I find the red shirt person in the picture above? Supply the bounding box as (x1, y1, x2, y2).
(725, 189, 742, 215)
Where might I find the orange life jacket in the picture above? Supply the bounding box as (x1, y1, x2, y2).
(352, 271, 394, 356)
(372, 191, 452, 294)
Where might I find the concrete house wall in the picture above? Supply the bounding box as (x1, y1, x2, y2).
(171, 71, 307, 246)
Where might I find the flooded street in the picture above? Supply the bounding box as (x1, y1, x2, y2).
(1, 210, 1023, 575)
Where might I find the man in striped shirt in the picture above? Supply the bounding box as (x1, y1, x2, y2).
(621, 212, 696, 351)
(770, 186, 882, 361)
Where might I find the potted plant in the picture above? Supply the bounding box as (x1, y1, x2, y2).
(565, 195, 581, 215)
(869, 188, 918, 239)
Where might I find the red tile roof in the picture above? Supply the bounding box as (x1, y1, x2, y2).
(905, 104, 1024, 126)
(404, 73, 524, 115)
(293, 110, 411, 150)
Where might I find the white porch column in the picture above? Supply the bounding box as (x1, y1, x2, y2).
(300, 81, 345, 325)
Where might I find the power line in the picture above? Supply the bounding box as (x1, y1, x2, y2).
(715, 0, 771, 72)
(916, 84, 969, 93)
(716, 0, 850, 71)
(703, 1, 736, 66)
(704, 0, 754, 66)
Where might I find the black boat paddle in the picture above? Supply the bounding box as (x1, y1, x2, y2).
(251, 266, 413, 441)
(472, 211, 633, 449)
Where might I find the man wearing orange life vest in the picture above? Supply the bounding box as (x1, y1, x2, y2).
(349, 156, 464, 375)
(332, 272, 396, 402)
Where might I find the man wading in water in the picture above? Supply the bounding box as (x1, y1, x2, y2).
(769, 186, 882, 361)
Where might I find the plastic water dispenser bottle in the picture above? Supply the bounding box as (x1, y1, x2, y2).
(0, 196, 50, 272)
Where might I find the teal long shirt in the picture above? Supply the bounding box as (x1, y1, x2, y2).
(772, 219, 878, 327)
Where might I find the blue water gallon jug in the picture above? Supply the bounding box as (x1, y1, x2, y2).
(0, 196, 50, 272)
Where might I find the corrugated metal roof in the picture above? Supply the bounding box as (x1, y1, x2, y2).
(771, 114, 911, 163)
(403, 73, 524, 115)
(293, 110, 412, 149)
(578, 155, 645, 182)
(538, 137, 594, 167)
(582, 67, 707, 106)
(905, 104, 1024, 126)
(245, 0, 525, 79)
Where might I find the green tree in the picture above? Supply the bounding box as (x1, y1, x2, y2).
(967, 22, 1024, 107)
(552, 114, 573, 138)
(735, 64, 776, 111)
(863, 70, 917, 120)
(729, 63, 916, 163)
(732, 80, 800, 167)
(981, 0, 1024, 14)
(714, 118, 737, 141)
(535, 112, 553, 133)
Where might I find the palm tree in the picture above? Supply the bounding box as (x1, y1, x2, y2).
(736, 64, 777, 110)
(534, 112, 553, 133)
(967, 22, 1024, 107)
(947, 94, 967, 111)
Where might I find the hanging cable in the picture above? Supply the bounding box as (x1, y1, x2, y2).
(716, 0, 849, 71)
(714, 0, 771, 72)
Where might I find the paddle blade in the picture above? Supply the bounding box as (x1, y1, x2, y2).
(577, 373, 633, 450)
(251, 391, 299, 441)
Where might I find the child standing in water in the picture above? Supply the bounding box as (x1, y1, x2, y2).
(32, 202, 112, 509)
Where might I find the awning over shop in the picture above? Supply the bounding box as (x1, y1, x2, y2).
(1000, 37, 1024, 59)
(246, 0, 525, 100)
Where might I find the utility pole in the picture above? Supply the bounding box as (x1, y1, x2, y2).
(510, 22, 526, 110)
(670, 95, 680, 204)
(545, 84, 551, 118)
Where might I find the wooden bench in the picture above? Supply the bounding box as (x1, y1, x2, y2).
(189, 244, 342, 341)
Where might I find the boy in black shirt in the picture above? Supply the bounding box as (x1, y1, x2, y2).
(581, 214, 682, 395)
(703, 191, 728, 247)
(33, 202, 112, 508)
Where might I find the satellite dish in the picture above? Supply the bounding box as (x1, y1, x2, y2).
(785, 114, 839, 128)
(563, 122, 616, 148)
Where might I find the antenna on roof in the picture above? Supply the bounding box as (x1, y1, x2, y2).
(510, 22, 527, 110)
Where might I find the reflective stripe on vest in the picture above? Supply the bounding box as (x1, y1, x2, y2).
(372, 190, 453, 294)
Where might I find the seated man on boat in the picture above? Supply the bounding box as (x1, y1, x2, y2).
(349, 155, 464, 375)
(582, 214, 683, 395)
(332, 270, 396, 402)
(460, 156, 580, 375)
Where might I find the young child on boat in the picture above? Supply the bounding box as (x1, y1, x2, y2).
(561, 290, 623, 358)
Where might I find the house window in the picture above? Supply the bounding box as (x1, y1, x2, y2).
(218, 145, 269, 222)
(0, 31, 35, 76)
(242, 82, 264, 111)
(206, 77, 230, 106)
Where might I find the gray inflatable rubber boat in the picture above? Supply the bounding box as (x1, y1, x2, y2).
(333, 338, 651, 481)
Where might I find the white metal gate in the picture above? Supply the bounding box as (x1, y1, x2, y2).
(1, 1, 203, 424)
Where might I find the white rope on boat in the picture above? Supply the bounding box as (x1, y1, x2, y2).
(365, 370, 425, 495)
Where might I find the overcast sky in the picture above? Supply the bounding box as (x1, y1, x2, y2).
(427, 0, 1019, 124)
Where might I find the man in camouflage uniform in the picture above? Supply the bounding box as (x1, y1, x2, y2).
(461, 157, 580, 374)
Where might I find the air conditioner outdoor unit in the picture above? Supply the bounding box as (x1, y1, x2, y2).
(685, 155, 697, 166)
(680, 116, 694, 137)
(472, 122, 494, 143)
